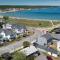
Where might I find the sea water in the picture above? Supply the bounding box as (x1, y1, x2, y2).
(0, 7, 60, 21)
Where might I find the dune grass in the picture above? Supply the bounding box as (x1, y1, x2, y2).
(7, 18, 54, 27)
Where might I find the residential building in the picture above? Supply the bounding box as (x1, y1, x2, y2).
(35, 32, 53, 46)
(57, 41, 60, 51)
(0, 29, 17, 41)
(20, 45, 40, 57)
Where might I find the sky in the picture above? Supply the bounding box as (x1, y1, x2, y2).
(0, 0, 60, 6)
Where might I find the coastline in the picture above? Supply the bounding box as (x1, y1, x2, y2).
(9, 16, 60, 22)
(0, 15, 60, 27)
(0, 15, 60, 22)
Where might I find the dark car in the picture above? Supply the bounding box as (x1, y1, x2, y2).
(46, 56, 53, 60)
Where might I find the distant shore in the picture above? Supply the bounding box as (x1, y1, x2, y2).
(0, 10, 19, 13)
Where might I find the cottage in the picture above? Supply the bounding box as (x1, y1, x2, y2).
(20, 45, 40, 57)
(4, 29, 17, 40)
(51, 34, 60, 51)
(35, 32, 53, 46)
(11, 24, 27, 35)
(3, 24, 12, 29)
(0, 29, 17, 41)
(57, 41, 60, 51)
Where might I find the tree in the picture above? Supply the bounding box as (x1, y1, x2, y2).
(23, 41, 30, 48)
(12, 52, 35, 60)
(26, 55, 35, 60)
(0, 57, 3, 60)
(0, 23, 3, 28)
(12, 52, 26, 60)
(3, 16, 9, 24)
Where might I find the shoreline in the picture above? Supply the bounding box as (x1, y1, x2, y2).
(9, 16, 60, 22)
(0, 15, 60, 22)
(0, 16, 60, 27)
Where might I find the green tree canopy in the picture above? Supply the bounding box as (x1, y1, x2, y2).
(0, 57, 3, 60)
(23, 41, 30, 48)
(3, 16, 9, 24)
(12, 52, 26, 60)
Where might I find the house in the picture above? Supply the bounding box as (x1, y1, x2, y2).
(57, 41, 60, 51)
(4, 29, 17, 40)
(51, 34, 60, 52)
(50, 27, 60, 34)
(20, 45, 40, 57)
(11, 24, 27, 35)
(35, 32, 53, 46)
(3, 24, 12, 29)
(0, 29, 17, 41)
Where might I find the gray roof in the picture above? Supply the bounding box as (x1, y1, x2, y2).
(42, 32, 53, 41)
(42, 32, 60, 41)
(11, 24, 26, 30)
(51, 34, 60, 40)
(0, 29, 16, 36)
(4, 29, 15, 36)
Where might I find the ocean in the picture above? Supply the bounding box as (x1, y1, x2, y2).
(0, 7, 60, 21)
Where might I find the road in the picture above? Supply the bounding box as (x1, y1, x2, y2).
(35, 52, 47, 60)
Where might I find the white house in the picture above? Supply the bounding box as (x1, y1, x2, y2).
(3, 24, 12, 29)
(0, 31, 5, 38)
(0, 30, 11, 41)
(57, 41, 60, 51)
(35, 32, 53, 46)
(20, 45, 40, 56)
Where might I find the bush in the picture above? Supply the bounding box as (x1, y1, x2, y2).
(23, 41, 30, 48)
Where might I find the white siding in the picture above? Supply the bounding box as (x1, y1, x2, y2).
(37, 37, 47, 46)
(57, 41, 60, 51)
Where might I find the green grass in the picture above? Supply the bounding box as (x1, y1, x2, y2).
(7, 18, 55, 27)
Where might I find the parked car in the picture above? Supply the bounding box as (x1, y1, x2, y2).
(46, 56, 53, 60)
